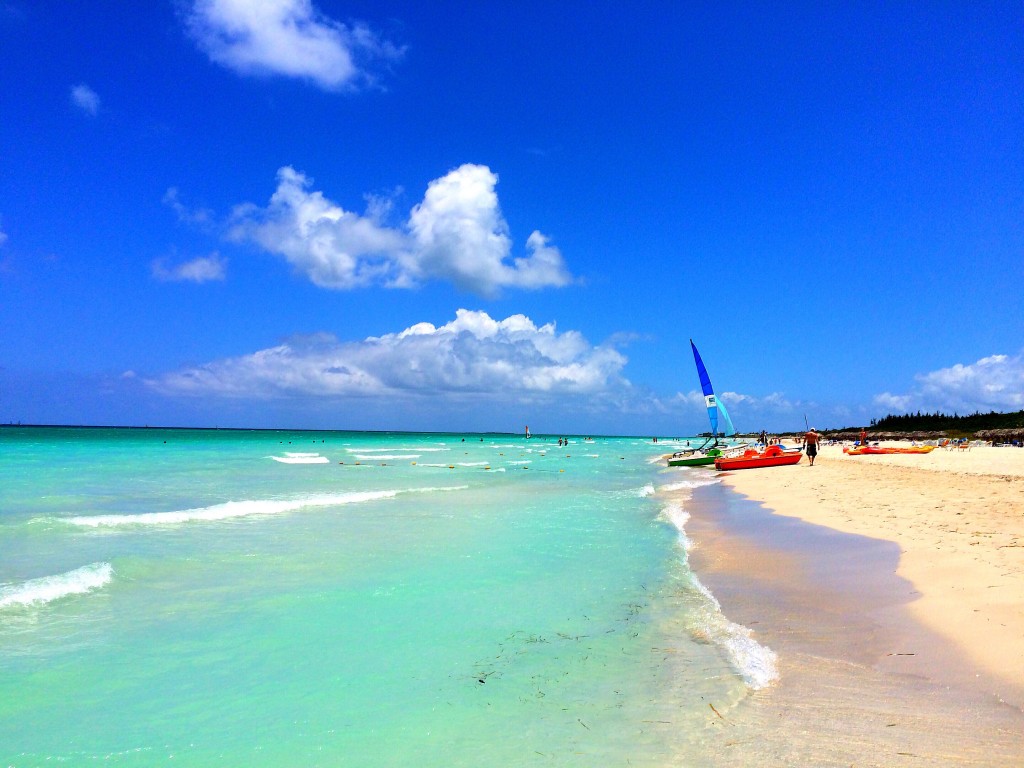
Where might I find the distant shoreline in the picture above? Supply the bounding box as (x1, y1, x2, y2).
(0, 423, 653, 439)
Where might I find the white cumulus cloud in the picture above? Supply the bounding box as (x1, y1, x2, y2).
(185, 0, 403, 90)
(874, 353, 1024, 414)
(407, 165, 574, 295)
(228, 164, 574, 296)
(70, 83, 100, 115)
(149, 309, 626, 401)
(229, 166, 406, 289)
(152, 253, 227, 283)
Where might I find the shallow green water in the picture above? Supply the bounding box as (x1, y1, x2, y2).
(0, 428, 770, 766)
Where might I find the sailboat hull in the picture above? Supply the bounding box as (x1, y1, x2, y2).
(667, 452, 718, 467)
(666, 443, 752, 467)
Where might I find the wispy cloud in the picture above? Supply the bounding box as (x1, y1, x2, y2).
(875, 353, 1024, 414)
(70, 83, 100, 116)
(149, 309, 626, 400)
(228, 164, 575, 297)
(163, 187, 214, 227)
(151, 252, 227, 283)
(185, 0, 403, 90)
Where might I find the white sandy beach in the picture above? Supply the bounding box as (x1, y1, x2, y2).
(716, 442, 1024, 707)
(663, 442, 1024, 765)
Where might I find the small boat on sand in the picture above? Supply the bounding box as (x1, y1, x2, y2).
(843, 445, 935, 455)
(714, 444, 803, 470)
(667, 444, 748, 467)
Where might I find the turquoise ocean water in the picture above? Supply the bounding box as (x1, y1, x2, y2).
(0, 428, 775, 766)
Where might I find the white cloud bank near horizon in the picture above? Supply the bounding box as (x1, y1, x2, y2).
(667, 354, 1024, 431)
(185, 0, 403, 90)
(227, 164, 575, 297)
(141, 305, 1022, 431)
(874, 353, 1024, 415)
(149, 309, 627, 402)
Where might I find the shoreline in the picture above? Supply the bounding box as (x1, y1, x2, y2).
(716, 443, 1024, 708)
(660, 444, 1024, 764)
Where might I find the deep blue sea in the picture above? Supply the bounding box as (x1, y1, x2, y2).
(0, 427, 775, 766)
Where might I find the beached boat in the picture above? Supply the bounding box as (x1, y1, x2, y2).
(666, 340, 747, 467)
(667, 448, 720, 467)
(714, 444, 803, 470)
(843, 445, 936, 455)
(666, 445, 751, 467)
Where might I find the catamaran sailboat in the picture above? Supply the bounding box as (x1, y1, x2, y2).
(666, 340, 748, 467)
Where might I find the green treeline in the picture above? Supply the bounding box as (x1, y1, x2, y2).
(865, 409, 1024, 433)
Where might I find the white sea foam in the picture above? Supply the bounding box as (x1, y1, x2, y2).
(271, 454, 330, 464)
(661, 498, 779, 690)
(659, 501, 692, 536)
(634, 484, 656, 497)
(0, 562, 113, 610)
(63, 486, 467, 528)
(659, 479, 708, 492)
(687, 571, 779, 690)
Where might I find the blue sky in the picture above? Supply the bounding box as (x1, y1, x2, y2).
(1, 1, 1022, 434)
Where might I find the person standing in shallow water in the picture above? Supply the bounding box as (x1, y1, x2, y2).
(804, 427, 821, 466)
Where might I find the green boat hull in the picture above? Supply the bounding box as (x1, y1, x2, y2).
(666, 448, 723, 467)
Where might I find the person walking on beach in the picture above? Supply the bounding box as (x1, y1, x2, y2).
(859, 427, 867, 446)
(804, 427, 821, 466)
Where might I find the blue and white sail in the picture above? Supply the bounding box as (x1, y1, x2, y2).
(690, 339, 737, 438)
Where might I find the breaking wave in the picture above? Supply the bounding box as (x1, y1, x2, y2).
(270, 452, 330, 464)
(662, 499, 779, 690)
(0, 562, 113, 610)
(62, 486, 468, 528)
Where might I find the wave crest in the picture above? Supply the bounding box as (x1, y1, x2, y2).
(63, 486, 467, 528)
(0, 562, 113, 610)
